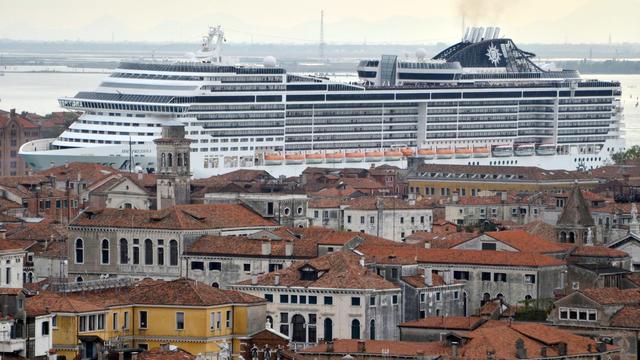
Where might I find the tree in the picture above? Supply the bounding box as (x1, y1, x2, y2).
(612, 145, 640, 164)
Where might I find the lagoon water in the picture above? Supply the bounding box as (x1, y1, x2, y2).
(0, 70, 639, 146)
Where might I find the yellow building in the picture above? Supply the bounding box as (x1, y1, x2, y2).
(26, 278, 267, 359)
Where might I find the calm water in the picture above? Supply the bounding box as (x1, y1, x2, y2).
(0, 71, 639, 145)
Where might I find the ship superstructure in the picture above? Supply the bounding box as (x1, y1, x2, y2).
(20, 26, 625, 177)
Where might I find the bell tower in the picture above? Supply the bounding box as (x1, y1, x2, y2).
(154, 124, 192, 209)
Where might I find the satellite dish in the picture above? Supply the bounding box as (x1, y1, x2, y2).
(263, 56, 277, 67)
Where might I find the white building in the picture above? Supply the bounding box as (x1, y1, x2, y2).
(230, 251, 403, 345)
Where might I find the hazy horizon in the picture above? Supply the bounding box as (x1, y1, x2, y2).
(3, 0, 639, 45)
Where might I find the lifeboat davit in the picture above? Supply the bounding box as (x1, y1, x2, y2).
(365, 151, 384, 162)
(473, 146, 491, 158)
(325, 152, 345, 163)
(285, 153, 305, 164)
(417, 148, 436, 159)
(264, 153, 284, 165)
(436, 148, 454, 159)
(384, 150, 402, 161)
(345, 151, 365, 162)
(455, 147, 473, 158)
(305, 153, 325, 164)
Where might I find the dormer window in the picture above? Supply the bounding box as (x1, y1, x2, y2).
(300, 266, 318, 281)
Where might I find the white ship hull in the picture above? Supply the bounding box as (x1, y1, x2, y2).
(20, 138, 624, 178)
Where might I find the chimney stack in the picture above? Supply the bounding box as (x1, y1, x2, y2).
(424, 269, 433, 286)
(262, 240, 272, 256)
(501, 191, 508, 203)
(556, 342, 567, 356)
(9, 109, 16, 121)
(451, 343, 459, 359)
(357, 340, 366, 353)
(285, 241, 293, 256)
(326, 341, 334, 352)
(274, 274, 280, 286)
(443, 270, 453, 285)
(251, 273, 258, 285)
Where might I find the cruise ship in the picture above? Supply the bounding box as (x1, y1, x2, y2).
(20, 26, 625, 178)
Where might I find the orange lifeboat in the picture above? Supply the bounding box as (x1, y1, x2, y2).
(455, 147, 473, 158)
(325, 152, 345, 163)
(401, 148, 415, 157)
(384, 150, 402, 161)
(417, 148, 436, 159)
(264, 153, 284, 165)
(365, 151, 384, 162)
(305, 153, 325, 164)
(345, 151, 365, 162)
(436, 148, 454, 159)
(285, 153, 305, 165)
(473, 146, 491, 158)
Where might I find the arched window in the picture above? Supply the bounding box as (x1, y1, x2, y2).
(119, 239, 128, 264)
(161, 153, 166, 168)
(212, 282, 219, 288)
(28, 272, 33, 283)
(177, 153, 183, 167)
(324, 318, 333, 341)
(168, 153, 173, 167)
(351, 319, 360, 339)
(144, 239, 153, 265)
(569, 232, 576, 243)
(76, 276, 83, 283)
(184, 152, 189, 167)
(101, 239, 109, 265)
(291, 315, 306, 343)
(75, 239, 84, 264)
(369, 319, 376, 340)
(559, 231, 567, 243)
(169, 240, 178, 266)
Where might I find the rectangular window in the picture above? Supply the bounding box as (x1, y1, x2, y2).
(243, 263, 251, 272)
(481, 242, 497, 250)
(191, 261, 204, 270)
(559, 308, 568, 320)
(280, 294, 288, 303)
(176, 312, 185, 330)
(351, 297, 361, 306)
(454, 291, 459, 299)
(579, 310, 588, 321)
(300, 295, 307, 304)
(226, 310, 232, 328)
(216, 312, 221, 329)
(436, 292, 441, 301)
(79, 316, 87, 332)
(52, 315, 57, 328)
(360, 216, 365, 224)
(210, 312, 216, 330)
(124, 311, 129, 329)
(420, 293, 426, 302)
(291, 295, 298, 304)
(453, 271, 470, 280)
(524, 274, 536, 284)
(265, 294, 273, 302)
(493, 273, 507, 282)
(88, 315, 96, 331)
(369, 216, 375, 224)
(41, 321, 49, 336)
(392, 295, 398, 305)
(569, 309, 578, 320)
(369, 296, 376, 306)
(113, 313, 118, 330)
(97, 314, 105, 330)
(481, 272, 491, 281)
(139, 311, 148, 329)
(280, 312, 288, 323)
(309, 296, 317, 304)
(347, 215, 352, 223)
(209, 262, 222, 271)
(588, 310, 597, 321)
(324, 296, 333, 305)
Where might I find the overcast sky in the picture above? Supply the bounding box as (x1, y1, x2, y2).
(2, 0, 639, 44)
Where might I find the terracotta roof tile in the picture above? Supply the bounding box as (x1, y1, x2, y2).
(610, 306, 640, 327)
(399, 316, 483, 330)
(302, 339, 450, 357)
(581, 288, 640, 305)
(137, 348, 196, 360)
(71, 204, 276, 230)
(237, 251, 398, 290)
(569, 246, 629, 258)
(359, 244, 565, 267)
(481, 230, 567, 254)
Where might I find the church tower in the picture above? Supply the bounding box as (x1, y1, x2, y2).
(556, 184, 596, 245)
(154, 125, 192, 210)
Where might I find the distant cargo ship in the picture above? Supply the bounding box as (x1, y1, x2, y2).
(20, 26, 625, 177)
